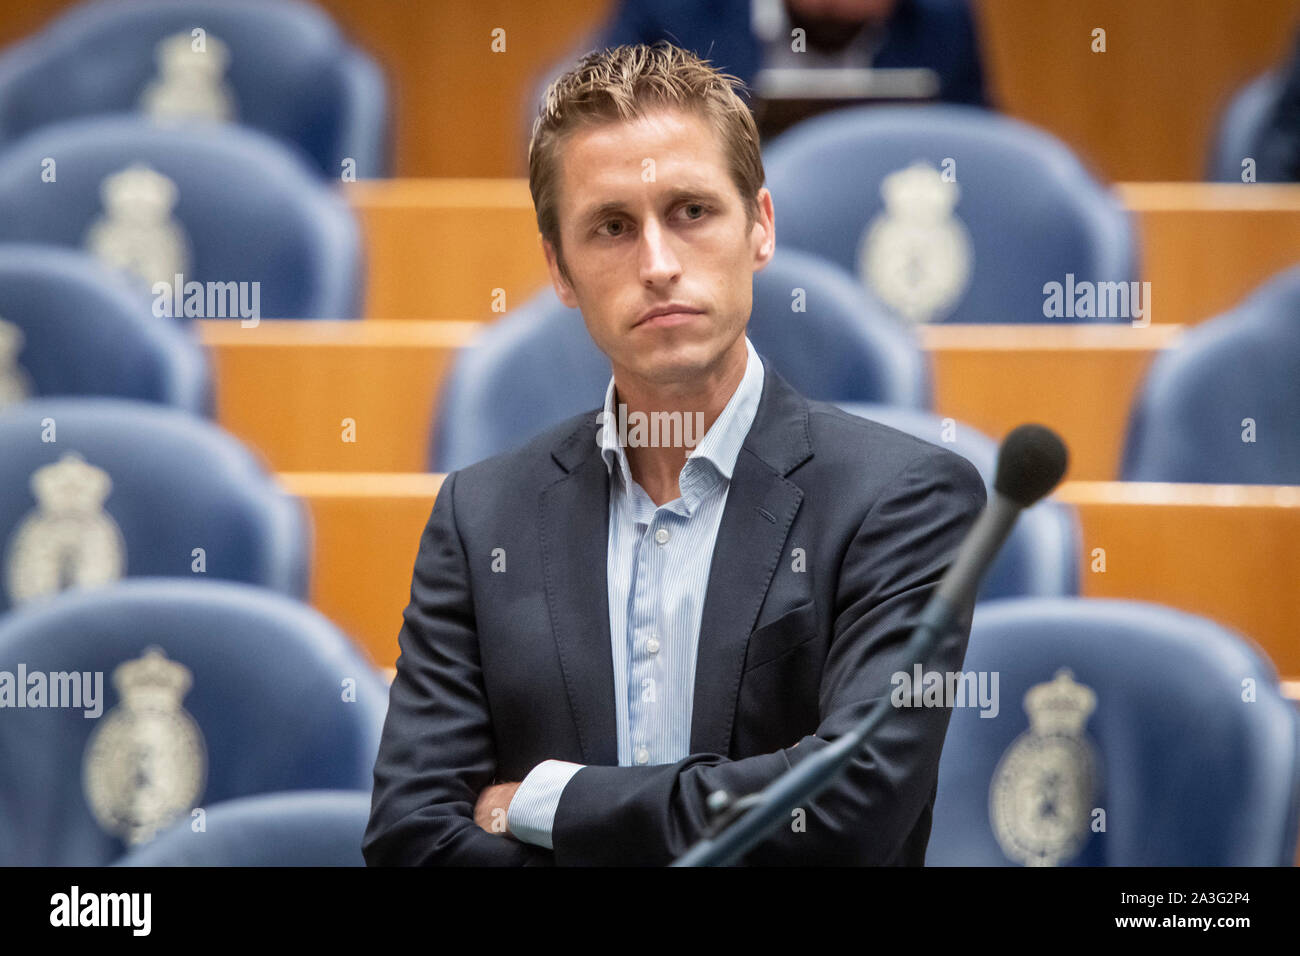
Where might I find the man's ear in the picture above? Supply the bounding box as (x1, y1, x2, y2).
(541, 235, 579, 308)
(751, 187, 776, 271)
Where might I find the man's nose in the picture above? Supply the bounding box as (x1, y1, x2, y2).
(638, 217, 682, 285)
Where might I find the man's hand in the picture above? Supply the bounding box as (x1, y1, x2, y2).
(474, 781, 522, 836)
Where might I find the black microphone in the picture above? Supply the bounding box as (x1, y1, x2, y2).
(933, 423, 1070, 618)
(671, 423, 1070, 866)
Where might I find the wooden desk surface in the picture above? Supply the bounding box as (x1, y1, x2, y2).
(200, 319, 480, 473)
(920, 323, 1184, 481)
(202, 320, 1186, 481)
(345, 179, 545, 321)
(1058, 481, 1300, 675)
(1115, 183, 1300, 327)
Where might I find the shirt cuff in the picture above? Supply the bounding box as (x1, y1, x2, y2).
(507, 759, 586, 850)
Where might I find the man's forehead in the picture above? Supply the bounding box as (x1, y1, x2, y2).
(558, 110, 731, 215)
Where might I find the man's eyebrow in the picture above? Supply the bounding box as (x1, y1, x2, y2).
(577, 187, 730, 228)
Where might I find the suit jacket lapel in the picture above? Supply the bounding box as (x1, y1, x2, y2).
(541, 358, 814, 765)
(689, 360, 813, 755)
(540, 418, 619, 765)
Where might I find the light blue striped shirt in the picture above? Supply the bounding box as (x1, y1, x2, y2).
(507, 336, 765, 850)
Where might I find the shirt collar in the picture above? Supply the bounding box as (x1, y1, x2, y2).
(599, 336, 765, 486)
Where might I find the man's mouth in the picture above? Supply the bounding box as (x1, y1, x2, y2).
(634, 305, 704, 329)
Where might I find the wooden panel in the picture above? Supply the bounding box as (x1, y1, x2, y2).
(978, 0, 1300, 182)
(921, 324, 1184, 481)
(315, 0, 611, 177)
(202, 320, 1183, 480)
(345, 179, 548, 320)
(1058, 481, 1300, 677)
(198, 319, 479, 472)
(285, 473, 1300, 683)
(1121, 183, 1300, 326)
(281, 472, 444, 667)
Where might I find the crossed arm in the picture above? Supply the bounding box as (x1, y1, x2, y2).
(364, 451, 986, 866)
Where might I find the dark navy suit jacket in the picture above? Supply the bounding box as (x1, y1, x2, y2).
(598, 0, 988, 106)
(364, 357, 986, 865)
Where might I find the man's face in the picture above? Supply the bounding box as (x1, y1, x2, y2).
(541, 106, 775, 392)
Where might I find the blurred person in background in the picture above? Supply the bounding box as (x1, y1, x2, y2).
(1256, 30, 1300, 182)
(595, 0, 988, 106)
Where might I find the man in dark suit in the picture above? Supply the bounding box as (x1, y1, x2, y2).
(363, 42, 986, 866)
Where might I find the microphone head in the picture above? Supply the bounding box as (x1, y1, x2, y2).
(994, 424, 1068, 507)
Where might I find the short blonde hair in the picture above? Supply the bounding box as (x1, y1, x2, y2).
(528, 41, 765, 283)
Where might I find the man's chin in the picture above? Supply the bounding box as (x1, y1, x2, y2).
(622, 345, 718, 388)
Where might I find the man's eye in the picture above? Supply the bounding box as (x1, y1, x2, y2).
(599, 205, 706, 236)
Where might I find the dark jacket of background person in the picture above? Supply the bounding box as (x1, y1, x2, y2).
(1257, 31, 1300, 182)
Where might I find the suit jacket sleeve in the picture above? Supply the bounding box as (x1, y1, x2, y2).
(550, 447, 987, 865)
(363, 470, 554, 866)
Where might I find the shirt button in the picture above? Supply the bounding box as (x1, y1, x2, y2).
(646, 637, 660, 654)
(635, 747, 649, 765)
(654, 528, 670, 545)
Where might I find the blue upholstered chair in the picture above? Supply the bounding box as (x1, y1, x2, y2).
(114, 790, 371, 866)
(0, 116, 362, 318)
(0, 397, 309, 613)
(431, 247, 929, 471)
(1208, 71, 1285, 182)
(762, 105, 1137, 324)
(0, 0, 388, 178)
(836, 404, 1078, 602)
(0, 243, 210, 414)
(928, 598, 1300, 866)
(1121, 265, 1300, 484)
(0, 579, 388, 865)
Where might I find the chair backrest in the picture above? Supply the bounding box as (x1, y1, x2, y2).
(762, 105, 1137, 324)
(929, 597, 1300, 866)
(431, 247, 929, 471)
(836, 403, 1078, 601)
(0, 578, 388, 865)
(0, 0, 388, 178)
(1121, 264, 1300, 484)
(1208, 71, 1284, 182)
(0, 243, 210, 414)
(0, 116, 362, 318)
(114, 790, 371, 866)
(0, 396, 309, 612)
